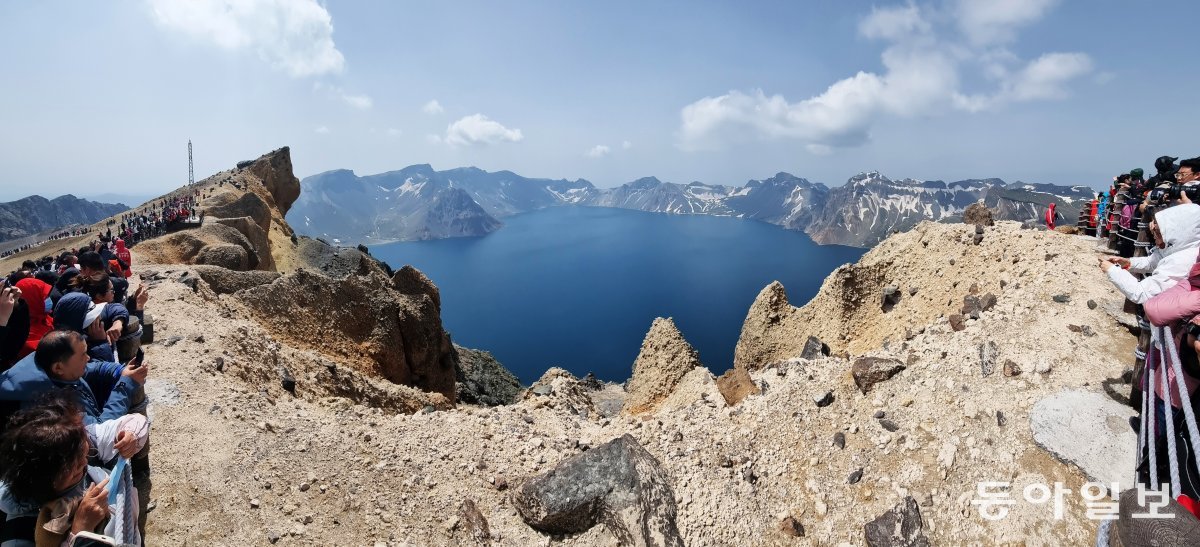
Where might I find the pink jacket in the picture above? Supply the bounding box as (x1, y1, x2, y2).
(1145, 262, 1200, 407)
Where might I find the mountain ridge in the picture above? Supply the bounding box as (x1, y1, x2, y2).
(0, 194, 130, 243)
(289, 165, 1096, 247)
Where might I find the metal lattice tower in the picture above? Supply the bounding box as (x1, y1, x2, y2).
(188, 140, 194, 185)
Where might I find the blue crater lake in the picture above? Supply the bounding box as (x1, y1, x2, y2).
(371, 207, 865, 384)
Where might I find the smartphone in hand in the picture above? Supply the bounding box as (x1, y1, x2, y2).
(128, 348, 144, 369)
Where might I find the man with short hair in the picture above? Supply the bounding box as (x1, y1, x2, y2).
(0, 330, 147, 426)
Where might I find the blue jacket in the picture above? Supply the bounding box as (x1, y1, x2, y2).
(0, 353, 136, 426)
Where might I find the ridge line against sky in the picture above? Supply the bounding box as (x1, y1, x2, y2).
(1, 0, 1197, 201)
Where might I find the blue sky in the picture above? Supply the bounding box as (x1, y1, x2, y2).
(1, 0, 1197, 202)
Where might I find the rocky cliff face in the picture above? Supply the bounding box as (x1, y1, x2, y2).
(0, 194, 128, 242)
(290, 164, 1092, 248)
(132, 148, 462, 404)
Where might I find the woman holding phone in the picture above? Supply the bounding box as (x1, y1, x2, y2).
(0, 390, 147, 546)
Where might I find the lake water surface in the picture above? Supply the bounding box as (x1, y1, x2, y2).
(371, 207, 865, 384)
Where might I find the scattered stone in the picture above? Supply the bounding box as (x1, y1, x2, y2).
(160, 336, 183, 347)
(972, 233, 984, 245)
(814, 390, 835, 408)
(1030, 390, 1137, 491)
(833, 432, 846, 450)
(214, 357, 225, 372)
(298, 482, 310, 492)
(979, 293, 997, 312)
(996, 411, 1007, 427)
(848, 468, 863, 485)
(279, 367, 296, 394)
(1045, 253, 1059, 261)
(191, 334, 205, 343)
(851, 357, 906, 394)
(948, 314, 966, 332)
(881, 285, 902, 311)
(800, 336, 829, 359)
(879, 419, 900, 432)
(1052, 294, 1071, 304)
(1002, 360, 1022, 377)
(864, 496, 930, 547)
(908, 286, 918, 297)
(512, 434, 683, 546)
(779, 516, 805, 538)
(531, 384, 553, 396)
(267, 531, 281, 544)
(1088, 299, 1098, 310)
(979, 342, 997, 377)
(949, 258, 956, 266)
(457, 499, 491, 543)
(961, 295, 982, 318)
(873, 410, 885, 419)
(716, 367, 760, 406)
(250, 498, 260, 508)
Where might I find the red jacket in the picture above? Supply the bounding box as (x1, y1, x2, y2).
(14, 278, 53, 360)
(115, 239, 132, 277)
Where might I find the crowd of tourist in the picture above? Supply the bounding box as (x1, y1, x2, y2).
(1089, 155, 1200, 523)
(0, 229, 93, 261)
(106, 193, 201, 248)
(0, 235, 153, 544)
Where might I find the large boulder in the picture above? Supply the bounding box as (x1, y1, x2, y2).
(213, 216, 274, 271)
(194, 243, 248, 270)
(512, 434, 684, 546)
(1030, 390, 1137, 491)
(135, 222, 257, 271)
(203, 191, 271, 232)
(191, 265, 281, 295)
(239, 263, 457, 402)
(623, 318, 703, 415)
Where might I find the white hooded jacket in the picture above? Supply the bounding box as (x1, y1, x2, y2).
(1107, 203, 1200, 304)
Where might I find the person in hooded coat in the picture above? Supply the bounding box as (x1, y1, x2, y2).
(1103, 204, 1200, 304)
(13, 278, 53, 362)
(1045, 202, 1061, 230)
(114, 239, 131, 278)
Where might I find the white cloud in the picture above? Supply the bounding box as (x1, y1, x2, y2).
(859, 3, 930, 41)
(422, 100, 444, 115)
(148, 0, 345, 78)
(442, 114, 523, 146)
(1005, 52, 1093, 101)
(585, 145, 611, 158)
(315, 125, 330, 134)
(341, 93, 372, 109)
(313, 82, 372, 109)
(678, 0, 1090, 153)
(954, 0, 1059, 46)
(387, 128, 402, 136)
(622, 140, 633, 149)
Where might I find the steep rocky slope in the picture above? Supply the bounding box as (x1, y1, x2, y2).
(134, 218, 1134, 545)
